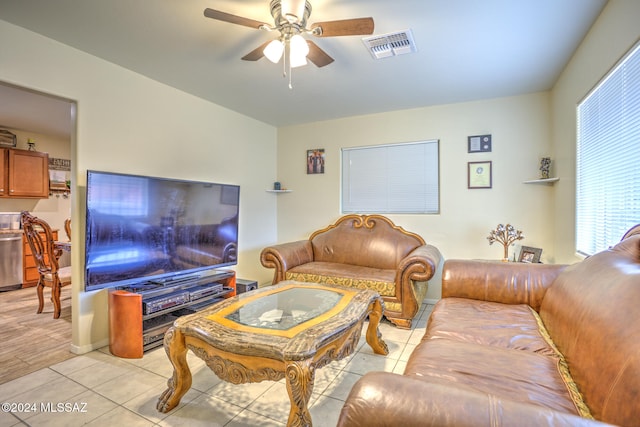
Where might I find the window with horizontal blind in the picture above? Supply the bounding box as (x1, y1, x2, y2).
(88, 172, 149, 217)
(341, 140, 439, 214)
(576, 41, 640, 256)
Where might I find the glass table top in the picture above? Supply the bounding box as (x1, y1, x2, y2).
(205, 283, 359, 337)
(225, 287, 343, 331)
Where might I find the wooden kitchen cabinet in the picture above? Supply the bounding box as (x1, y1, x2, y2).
(0, 148, 5, 197)
(23, 229, 58, 287)
(0, 148, 49, 198)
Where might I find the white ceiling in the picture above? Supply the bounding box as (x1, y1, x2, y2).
(0, 0, 607, 136)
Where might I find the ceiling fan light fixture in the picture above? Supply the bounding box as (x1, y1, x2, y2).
(264, 39, 284, 63)
(281, 0, 307, 22)
(290, 34, 309, 56)
(289, 34, 309, 67)
(290, 54, 308, 68)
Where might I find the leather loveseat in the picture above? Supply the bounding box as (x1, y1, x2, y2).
(260, 214, 442, 328)
(172, 215, 238, 269)
(337, 226, 640, 427)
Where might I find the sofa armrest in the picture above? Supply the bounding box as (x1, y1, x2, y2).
(442, 259, 568, 311)
(398, 244, 442, 282)
(260, 240, 314, 284)
(337, 372, 609, 427)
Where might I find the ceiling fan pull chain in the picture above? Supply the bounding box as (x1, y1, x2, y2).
(283, 50, 287, 78)
(289, 61, 294, 89)
(284, 39, 293, 89)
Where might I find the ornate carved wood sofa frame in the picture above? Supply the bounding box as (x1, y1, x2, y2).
(260, 214, 442, 328)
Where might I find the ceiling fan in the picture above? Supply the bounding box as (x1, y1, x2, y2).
(204, 0, 374, 86)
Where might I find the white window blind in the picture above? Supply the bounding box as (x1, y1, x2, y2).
(576, 42, 640, 256)
(342, 140, 439, 214)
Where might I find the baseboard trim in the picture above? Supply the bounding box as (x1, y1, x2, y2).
(70, 338, 109, 355)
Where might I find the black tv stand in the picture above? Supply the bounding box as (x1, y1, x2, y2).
(108, 270, 236, 357)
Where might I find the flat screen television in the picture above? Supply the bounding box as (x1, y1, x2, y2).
(85, 170, 240, 291)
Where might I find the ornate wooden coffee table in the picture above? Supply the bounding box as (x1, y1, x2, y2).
(156, 281, 388, 427)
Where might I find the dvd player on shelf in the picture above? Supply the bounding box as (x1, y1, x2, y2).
(142, 290, 190, 315)
(189, 283, 223, 301)
(142, 313, 180, 346)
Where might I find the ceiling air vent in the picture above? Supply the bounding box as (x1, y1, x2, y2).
(362, 29, 417, 59)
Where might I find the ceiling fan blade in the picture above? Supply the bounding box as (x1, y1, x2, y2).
(311, 17, 374, 37)
(204, 8, 267, 30)
(306, 41, 334, 67)
(241, 41, 272, 61)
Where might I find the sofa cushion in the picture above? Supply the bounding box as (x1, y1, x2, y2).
(285, 261, 396, 297)
(405, 339, 590, 417)
(425, 298, 558, 357)
(406, 296, 594, 419)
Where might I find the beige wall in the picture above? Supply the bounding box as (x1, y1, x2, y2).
(0, 20, 278, 353)
(550, 0, 640, 263)
(276, 93, 555, 300)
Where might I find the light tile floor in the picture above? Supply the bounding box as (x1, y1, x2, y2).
(0, 304, 433, 427)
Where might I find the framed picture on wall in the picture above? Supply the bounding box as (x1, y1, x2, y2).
(307, 149, 325, 174)
(468, 134, 492, 153)
(468, 161, 492, 189)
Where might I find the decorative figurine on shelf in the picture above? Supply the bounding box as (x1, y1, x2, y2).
(539, 157, 551, 179)
(487, 223, 525, 262)
(27, 138, 36, 151)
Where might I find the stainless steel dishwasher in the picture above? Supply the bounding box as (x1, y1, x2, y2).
(0, 231, 23, 291)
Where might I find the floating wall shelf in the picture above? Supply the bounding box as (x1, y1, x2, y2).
(266, 190, 292, 193)
(523, 177, 559, 185)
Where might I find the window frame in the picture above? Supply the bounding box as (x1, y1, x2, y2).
(576, 41, 640, 256)
(341, 140, 440, 215)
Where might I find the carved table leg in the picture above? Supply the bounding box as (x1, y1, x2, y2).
(366, 298, 389, 355)
(285, 359, 315, 427)
(157, 327, 192, 413)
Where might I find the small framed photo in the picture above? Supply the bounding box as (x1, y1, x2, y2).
(307, 149, 325, 174)
(468, 134, 492, 153)
(468, 161, 492, 189)
(519, 246, 542, 263)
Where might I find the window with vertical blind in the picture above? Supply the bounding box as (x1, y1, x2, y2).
(341, 140, 439, 214)
(576, 41, 640, 256)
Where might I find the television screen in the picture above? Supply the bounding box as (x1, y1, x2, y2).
(85, 170, 239, 290)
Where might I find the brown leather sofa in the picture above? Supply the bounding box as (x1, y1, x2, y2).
(337, 229, 640, 427)
(260, 214, 442, 328)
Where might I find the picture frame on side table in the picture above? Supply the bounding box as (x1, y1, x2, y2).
(519, 246, 542, 263)
(468, 161, 492, 189)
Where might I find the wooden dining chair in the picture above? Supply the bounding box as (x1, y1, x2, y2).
(64, 218, 71, 240)
(20, 211, 72, 319)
